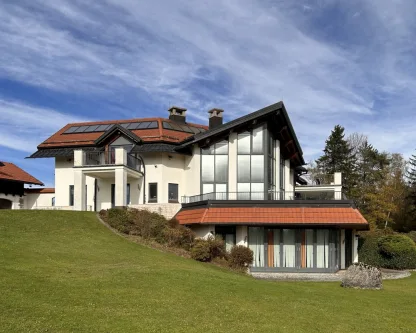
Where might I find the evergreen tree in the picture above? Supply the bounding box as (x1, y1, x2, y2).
(315, 125, 357, 196)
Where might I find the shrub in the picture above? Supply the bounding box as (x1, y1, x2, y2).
(207, 236, 227, 259)
(358, 233, 416, 270)
(228, 245, 253, 268)
(377, 235, 416, 269)
(106, 208, 134, 234)
(407, 231, 416, 244)
(341, 263, 382, 289)
(163, 226, 195, 250)
(190, 239, 211, 262)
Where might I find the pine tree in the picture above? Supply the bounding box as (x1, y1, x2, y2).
(315, 125, 357, 196)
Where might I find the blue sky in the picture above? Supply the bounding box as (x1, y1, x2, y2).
(1, 0, 416, 187)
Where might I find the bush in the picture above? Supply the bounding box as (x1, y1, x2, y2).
(358, 233, 416, 270)
(407, 231, 416, 244)
(207, 236, 227, 259)
(190, 236, 226, 262)
(163, 226, 195, 250)
(228, 245, 253, 268)
(341, 263, 382, 289)
(190, 239, 211, 262)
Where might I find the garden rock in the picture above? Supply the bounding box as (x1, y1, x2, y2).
(341, 263, 383, 289)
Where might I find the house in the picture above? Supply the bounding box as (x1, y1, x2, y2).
(29, 102, 368, 272)
(0, 161, 52, 209)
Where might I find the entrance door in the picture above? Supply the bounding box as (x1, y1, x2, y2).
(345, 230, 353, 268)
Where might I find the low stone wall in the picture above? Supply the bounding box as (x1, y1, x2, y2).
(128, 204, 181, 219)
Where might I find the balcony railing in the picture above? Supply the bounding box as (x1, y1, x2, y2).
(82, 151, 143, 173)
(181, 191, 346, 204)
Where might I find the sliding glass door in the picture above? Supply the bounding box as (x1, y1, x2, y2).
(248, 227, 340, 272)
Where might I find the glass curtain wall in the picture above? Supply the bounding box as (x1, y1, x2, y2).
(248, 227, 340, 272)
(248, 227, 265, 267)
(237, 126, 265, 199)
(201, 141, 228, 199)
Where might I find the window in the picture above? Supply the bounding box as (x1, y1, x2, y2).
(127, 183, 130, 205)
(149, 183, 158, 203)
(237, 126, 266, 200)
(69, 185, 74, 206)
(52, 197, 55, 207)
(168, 183, 179, 202)
(201, 140, 228, 198)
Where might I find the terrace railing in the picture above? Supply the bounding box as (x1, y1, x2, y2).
(181, 191, 346, 204)
(82, 150, 143, 173)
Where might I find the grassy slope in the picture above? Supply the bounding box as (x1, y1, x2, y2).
(1, 211, 415, 333)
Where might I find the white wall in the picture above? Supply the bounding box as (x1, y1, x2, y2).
(190, 224, 214, 239)
(25, 192, 55, 209)
(55, 157, 95, 209)
(0, 193, 22, 209)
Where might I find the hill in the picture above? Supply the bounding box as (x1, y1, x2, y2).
(0, 210, 415, 332)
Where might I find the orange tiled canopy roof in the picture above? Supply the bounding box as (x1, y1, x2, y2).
(175, 207, 368, 228)
(39, 118, 207, 148)
(0, 161, 43, 185)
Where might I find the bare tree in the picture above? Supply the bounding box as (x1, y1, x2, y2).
(347, 132, 368, 157)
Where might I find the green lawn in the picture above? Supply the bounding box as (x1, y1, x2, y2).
(1, 211, 415, 333)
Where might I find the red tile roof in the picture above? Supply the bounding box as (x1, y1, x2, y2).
(38, 118, 208, 148)
(24, 187, 55, 194)
(175, 207, 368, 228)
(0, 162, 44, 185)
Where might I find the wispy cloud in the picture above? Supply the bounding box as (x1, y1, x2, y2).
(0, 99, 87, 153)
(0, 0, 416, 184)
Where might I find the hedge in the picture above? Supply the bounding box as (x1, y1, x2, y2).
(358, 233, 416, 270)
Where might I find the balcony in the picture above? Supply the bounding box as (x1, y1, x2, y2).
(181, 190, 346, 204)
(74, 148, 143, 174)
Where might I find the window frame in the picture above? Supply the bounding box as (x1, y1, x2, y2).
(168, 183, 179, 203)
(237, 124, 267, 199)
(148, 183, 158, 203)
(69, 185, 74, 206)
(200, 140, 229, 198)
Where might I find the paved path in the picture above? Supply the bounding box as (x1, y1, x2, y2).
(252, 269, 411, 281)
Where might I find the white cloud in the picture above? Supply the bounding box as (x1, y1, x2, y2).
(0, 99, 88, 153)
(0, 0, 415, 164)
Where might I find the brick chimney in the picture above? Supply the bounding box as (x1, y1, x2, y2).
(168, 106, 187, 123)
(208, 108, 224, 129)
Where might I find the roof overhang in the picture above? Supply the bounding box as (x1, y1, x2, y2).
(176, 101, 305, 166)
(174, 201, 369, 230)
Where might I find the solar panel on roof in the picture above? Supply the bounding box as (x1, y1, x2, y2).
(86, 125, 100, 132)
(148, 121, 158, 129)
(162, 122, 173, 129)
(63, 121, 160, 134)
(127, 123, 140, 130)
(138, 122, 151, 129)
(96, 124, 111, 131)
(74, 125, 90, 133)
(65, 126, 79, 134)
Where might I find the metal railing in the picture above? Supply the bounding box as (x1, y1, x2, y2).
(181, 191, 346, 204)
(82, 151, 142, 173)
(83, 151, 113, 166)
(127, 153, 143, 173)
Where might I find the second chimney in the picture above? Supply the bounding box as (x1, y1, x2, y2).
(168, 106, 187, 123)
(208, 108, 224, 129)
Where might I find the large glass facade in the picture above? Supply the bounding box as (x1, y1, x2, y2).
(201, 141, 228, 199)
(248, 227, 340, 272)
(237, 126, 265, 200)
